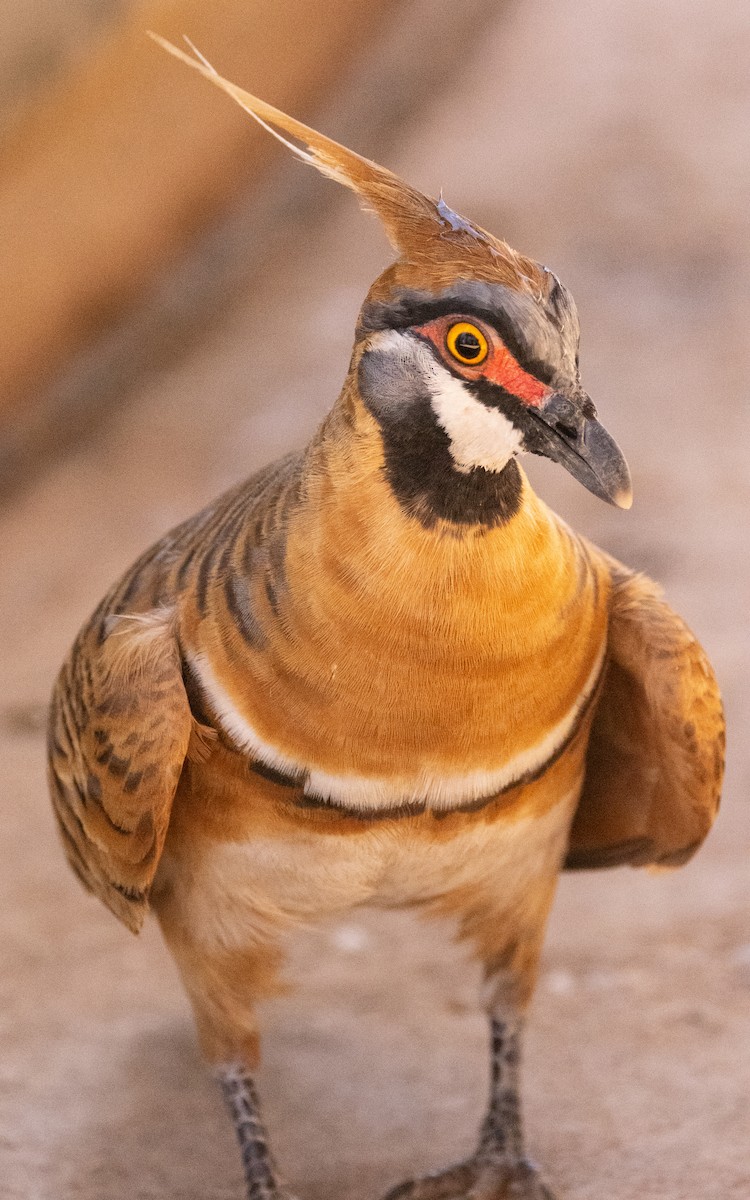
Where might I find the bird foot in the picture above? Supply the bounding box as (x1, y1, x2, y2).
(383, 1155, 555, 1200)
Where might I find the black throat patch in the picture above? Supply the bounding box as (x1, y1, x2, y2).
(358, 337, 523, 530)
(379, 399, 523, 529)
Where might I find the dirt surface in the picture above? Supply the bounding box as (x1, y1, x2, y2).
(2, 1, 748, 1197)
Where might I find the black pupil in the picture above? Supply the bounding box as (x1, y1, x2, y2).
(455, 331, 481, 359)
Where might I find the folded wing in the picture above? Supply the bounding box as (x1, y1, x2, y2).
(566, 553, 725, 870)
(47, 608, 198, 931)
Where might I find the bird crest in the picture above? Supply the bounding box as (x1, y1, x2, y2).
(149, 34, 547, 296)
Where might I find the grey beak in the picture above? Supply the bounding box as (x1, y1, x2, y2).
(529, 391, 633, 509)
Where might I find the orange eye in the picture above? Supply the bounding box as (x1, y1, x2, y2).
(445, 321, 489, 366)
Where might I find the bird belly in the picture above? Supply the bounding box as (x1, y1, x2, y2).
(156, 745, 585, 954)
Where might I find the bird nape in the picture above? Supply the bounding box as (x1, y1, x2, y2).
(46, 38, 724, 1200)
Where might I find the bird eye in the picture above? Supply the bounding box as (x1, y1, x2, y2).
(445, 322, 489, 366)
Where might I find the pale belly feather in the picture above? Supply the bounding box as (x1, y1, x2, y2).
(160, 780, 581, 954)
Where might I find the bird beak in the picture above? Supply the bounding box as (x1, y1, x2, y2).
(528, 391, 633, 509)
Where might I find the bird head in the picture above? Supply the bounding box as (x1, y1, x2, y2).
(152, 36, 632, 526)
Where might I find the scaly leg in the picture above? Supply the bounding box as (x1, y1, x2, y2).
(155, 896, 298, 1200)
(477, 1013, 529, 1166)
(384, 1006, 554, 1200)
(217, 1064, 299, 1200)
(380, 841, 567, 1200)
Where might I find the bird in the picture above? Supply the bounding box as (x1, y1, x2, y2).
(47, 37, 725, 1200)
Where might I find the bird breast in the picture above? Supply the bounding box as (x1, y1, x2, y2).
(179, 453, 608, 819)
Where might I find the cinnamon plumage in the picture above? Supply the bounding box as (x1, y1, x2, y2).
(47, 40, 724, 1200)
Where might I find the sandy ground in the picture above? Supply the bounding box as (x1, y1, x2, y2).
(2, 1, 749, 1197)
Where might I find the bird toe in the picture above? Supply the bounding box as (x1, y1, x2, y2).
(383, 1161, 476, 1200)
(382, 1157, 555, 1200)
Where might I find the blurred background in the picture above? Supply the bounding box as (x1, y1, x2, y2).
(1, 1, 748, 1197)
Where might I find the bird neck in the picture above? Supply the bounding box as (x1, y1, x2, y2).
(181, 383, 608, 794)
(289, 385, 598, 666)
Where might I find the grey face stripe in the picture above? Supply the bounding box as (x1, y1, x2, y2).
(359, 280, 580, 390)
(218, 1065, 281, 1200)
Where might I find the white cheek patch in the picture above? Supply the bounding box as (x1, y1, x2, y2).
(428, 367, 523, 474)
(364, 330, 524, 475)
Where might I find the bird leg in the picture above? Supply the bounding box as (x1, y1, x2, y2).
(154, 903, 296, 1196)
(477, 1013, 527, 1165)
(383, 1009, 554, 1200)
(217, 1063, 299, 1200)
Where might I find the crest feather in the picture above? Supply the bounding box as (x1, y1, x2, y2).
(149, 34, 545, 291)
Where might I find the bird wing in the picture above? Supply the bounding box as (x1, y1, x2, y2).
(565, 552, 725, 870)
(47, 607, 202, 932)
